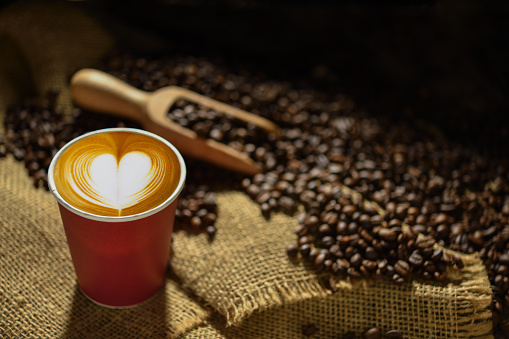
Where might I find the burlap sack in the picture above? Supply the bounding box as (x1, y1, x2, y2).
(0, 2, 494, 338)
(172, 192, 493, 338)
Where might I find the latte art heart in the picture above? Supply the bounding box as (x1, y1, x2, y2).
(53, 132, 181, 217)
(76, 151, 152, 210)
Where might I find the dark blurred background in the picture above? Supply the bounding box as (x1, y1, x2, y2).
(3, 0, 509, 154)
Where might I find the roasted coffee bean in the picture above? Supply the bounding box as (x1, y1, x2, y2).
(300, 244, 311, 257)
(299, 236, 312, 246)
(295, 224, 308, 237)
(319, 224, 333, 236)
(189, 215, 203, 230)
(202, 212, 216, 225)
(286, 244, 299, 258)
(342, 205, 357, 218)
(378, 228, 397, 242)
(337, 258, 351, 269)
(386, 329, 403, 338)
(314, 252, 327, 272)
(322, 236, 335, 248)
(206, 225, 217, 240)
(363, 246, 377, 260)
(324, 258, 333, 271)
(260, 203, 271, 219)
(279, 196, 296, 214)
(256, 191, 271, 204)
(302, 324, 318, 336)
(347, 267, 362, 278)
(416, 236, 435, 249)
(362, 327, 381, 339)
(359, 265, 370, 277)
(324, 276, 338, 293)
(323, 212, 339, 225)
(408, 251, 424, 266)
(397, 244, 408, 259)
(308, 248, 319, 264)
(344, 246, 355, 259)
(362, 259, 378, 271)
(350, 253, 363, 268)
(329, 244, 343, 257)
(393, 273, 405, 285)
(331, 261, 345, 276)
(499, 254, 509, 266)
(370, 215, 382, 226)
(307, 215, 320, 229)
(348, 222, 359, 234)
(246, 184, 260, 198)
(359, 229, 374, 243)
(394, 260, 411, 277)
(423, 260, 436, 273)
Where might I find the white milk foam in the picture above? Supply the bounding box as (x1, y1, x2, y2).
(71, 151, 153, 211)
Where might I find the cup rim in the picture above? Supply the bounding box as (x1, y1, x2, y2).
(48, 127, 187, 223)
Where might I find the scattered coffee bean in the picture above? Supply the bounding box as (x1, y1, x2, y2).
(302, 323, 318, 336)
(378, 228, 397, 242)
(394, 260, 411, 277)
(206, 225, 217, 240)
(362, 327, 381, 339)
(287, 244, 299, 258)
(386, 329, 403, 338)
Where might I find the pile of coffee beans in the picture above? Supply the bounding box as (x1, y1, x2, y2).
(288, 188, 462, 287)
(2, 51, 508, 336)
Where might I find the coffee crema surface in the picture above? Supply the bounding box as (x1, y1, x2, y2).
(53, 131, 181, 217)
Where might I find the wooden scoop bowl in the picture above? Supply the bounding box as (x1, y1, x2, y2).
(70, 68, 281, 175)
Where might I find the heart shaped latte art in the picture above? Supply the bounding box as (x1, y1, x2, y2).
(54, 132, 180, 217)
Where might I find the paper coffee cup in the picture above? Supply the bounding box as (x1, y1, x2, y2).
(48, 128, 186, 308)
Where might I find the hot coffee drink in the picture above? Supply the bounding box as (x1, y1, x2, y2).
(48, 127, 185, 307)
(52, 130, 181, 217)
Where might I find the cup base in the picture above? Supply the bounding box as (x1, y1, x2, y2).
(79, 285, 163, 309)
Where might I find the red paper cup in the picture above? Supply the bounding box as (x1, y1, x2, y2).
(48, 128, 186, 308)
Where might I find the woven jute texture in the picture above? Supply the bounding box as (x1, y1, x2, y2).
(184, 278, 492, 338)
(0, 1, 494, 338)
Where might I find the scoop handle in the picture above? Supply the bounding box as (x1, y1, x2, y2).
(70, 68, 149, 122)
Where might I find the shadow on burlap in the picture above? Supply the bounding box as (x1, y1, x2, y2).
(0, 1, 494, 338)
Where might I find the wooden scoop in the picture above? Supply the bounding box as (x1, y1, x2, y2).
(70, 68, 281, 175)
